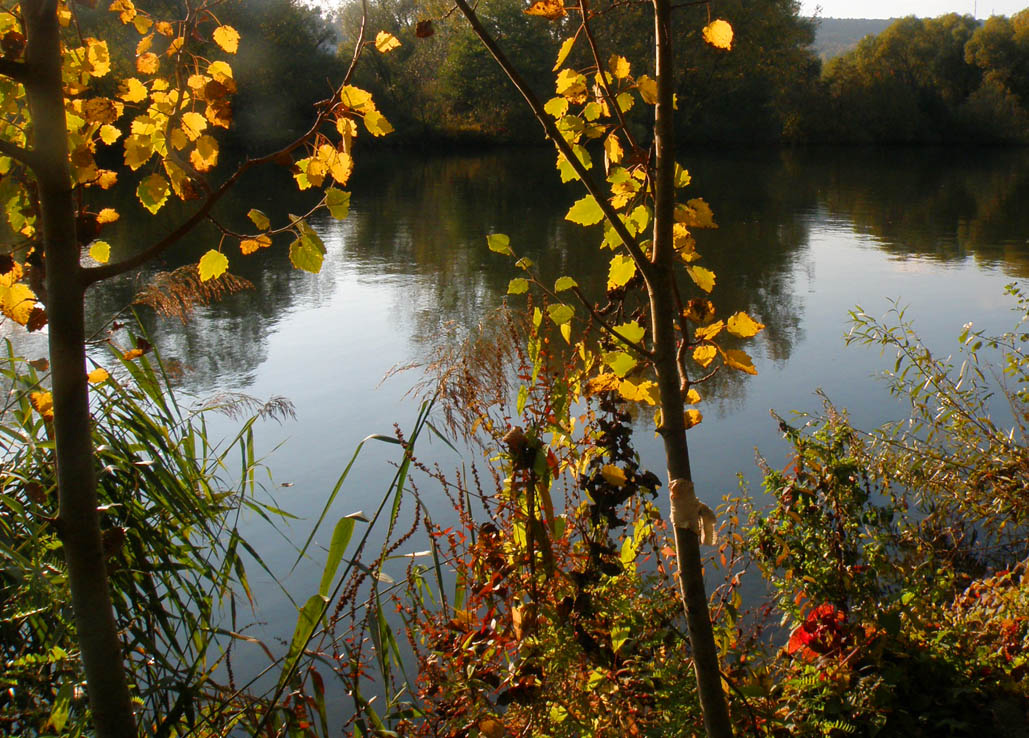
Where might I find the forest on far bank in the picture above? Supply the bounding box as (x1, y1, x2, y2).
(208, 0, 1029, 148)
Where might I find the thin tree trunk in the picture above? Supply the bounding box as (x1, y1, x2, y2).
(651, 0, 734, 734)
(22, 2, 138, 736)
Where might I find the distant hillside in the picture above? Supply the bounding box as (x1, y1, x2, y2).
(810, 18, 896, 60)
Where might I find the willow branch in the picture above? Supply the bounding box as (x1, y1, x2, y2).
(451, 0, 653, 282)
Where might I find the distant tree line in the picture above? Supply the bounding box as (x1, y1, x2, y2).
(97, 0, 1027, 147)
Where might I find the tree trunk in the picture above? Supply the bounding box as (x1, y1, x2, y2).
(22, 2, 138, 736)
(650, 0, 734, 734)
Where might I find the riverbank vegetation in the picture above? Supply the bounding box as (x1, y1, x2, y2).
(2, 0, 1028, 736)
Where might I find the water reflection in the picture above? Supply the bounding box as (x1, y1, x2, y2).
(76, 146, 1029, 406)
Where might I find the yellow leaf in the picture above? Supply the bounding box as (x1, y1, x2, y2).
(687, 265, 716, 293)
(169, 127, 188, 151)
(553, 36, 576, 71)
(684, 409, 703, 429)
(89, 240, 111, 263)
(724, 348, 758, 375)
(374, 31, 401, 53)
(604, 133, 623, 165)
(524, 0, 566, 20)
(30, 391, 54, 421)
(136, 33, 153, 55)
(132, 14, 152, 34)
(240, 235, 271, 255)
(87, 368, 110, 383)
(99, 124, 121, 145)
(180, 111, 207, 141)
(684, 299, 715, 324)
(119, 77, 147, 103)
(637, 75, 657, 104)
(702, 19, 733, 50)
(727, 311, 765, 338)
(609, 54, 630, 79)
(136, 173, 169, 214)
(213, 24, 240, 54)
(86, 39, 111, 77)
(693, 345, 717, 368)
(587, 372, 620, 394)
(618, 379, 658, 405)
(601, 464, 627, 488)
(248, 209, 271, 230)
(607, 253, 636, 291)
(676, 198, 717, 228)
(508, 277, 529, 295)
(694, 320, 723, 341)
(122, 348, 144, 361)
(96, 170, 118, 189)
(0, 283, 37, 325)
(198, 250, 228, 282)
(363, 109, 393, 137)
(189, 134, 219, 172)
(136, 51, 159, 75)
(555, 69, 587, 104)
(340, 85, 374, 112)
(328, 150, 353, 184)
(155, 21, 174, 36)
(207, 61, 234, 84)
(685, 388, 701, 404)
(96, 208, 119, 224)
(544, 96, 569, 118)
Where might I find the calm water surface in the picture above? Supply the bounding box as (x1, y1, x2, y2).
(22, 145, 1028, 679)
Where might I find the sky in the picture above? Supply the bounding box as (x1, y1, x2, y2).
(800, 0, 1026, 18)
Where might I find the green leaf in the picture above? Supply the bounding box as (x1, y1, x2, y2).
(607, 253, 636, 290)
(248, 209, 270, 230)
(197, 249, 228, 282)
(325, 188, 351, 220)
(554, 276, 577, 292)
(544, 96, 569, 117)
(136, 173, 170, 214)
(508, 277, 529, 295)
(565, 195, 604, 226)
(319, 517, 355, 598)
(547, 303, 574, 326)
(487, 233, 513, 256)
(603, 350, 637, 378)
(613, 320, 645, 345)
(289, 231, 325, 273)
(279, 594, 328, 688)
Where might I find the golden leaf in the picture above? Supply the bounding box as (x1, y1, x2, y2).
(87, 368, 110, 383)
(119, 77, 147, 103)
(587, 372, 621, 394)
(136, 51, 159, 75)
(180, 111, 207, 141)
(89, 240, 111, 263)
(374, 31, 401, 53)
(30, 391, 54, 421)
(726, 311, 765, 338)
(702, 19, 733, 50)
(96, 170, 118, 189)
(637, 75, 657, 104)
(99, 124, 121, 145)
(553, 36, 575, 71)
(693, 345, 717, 368)
(213, 25, 240, 54)
(687, 265, 716, 293)
(197, 249, 228, 282)
(189, 134, 219, 172)
(724, 348, 757, 375)
(684, 409, 703, 429)
(694, 320, 723, 341)
(122, 348, 144, 360)
(609, 54, 630, 79)
(618, 379, 658, 405)
(0, 283, 37, 325)
(96, 208, 119, 224)
(685, 388, 701, 404)
(240, 235, 271, 255)
(525, 0, 566, 20)
(601, 464, 627, 487)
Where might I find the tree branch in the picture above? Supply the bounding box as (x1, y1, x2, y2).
(451, 0, 654, 283)
(0, 137, 37, 169)
(0, 58, 29, 82)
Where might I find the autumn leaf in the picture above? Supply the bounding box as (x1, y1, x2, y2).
(136, 173, 169, 214)
(555, 69, 587, 103)
(415, 20, 434, 38)
(727, 311, 765, 338)
(607, 253, 636, 291)
(693, 345, 717, 368)
(87, 368, 110, 383)
(613, 320, 645, 345)
(702, 19, 734, 50)
(554, 276, 577, 292)
(695, 320, 723, 341)
(508, 278, 529, 295)
(544, 97, 569, 118)
(547, 303, 574, 325)
(687, 265, 716, 293)
(363, 109, 393, 137)
(601, 464, 627, 487)
(89, 240, 111, 263)
(684, 409, 703, 429)
(180, 111, 207, 141)
(198, 250, 228, 282)
(566, 195, 604, 226)
(587, 372, 621, 394)
(248, 209, 270, 230)
(637, 75, 658, 104)
(553, 36, 575, 71)
(118, 77, 147, 103)
(619, 378, 658, 405)
(213, 25, 240, 54)
(487, 233, 513, 256)
(374, 31, 401, 53)
(240, 235, 271, 255)
(135, 51, 159, 75)
(189, 134, 219, 171)
(99, 124, 120, 145)
(603, 350, 637, 377)
(30, 391, 54, 421)
(122, 348, 144, 361)
(325, 188, 351, 219)
(96, 208, 119, 224)
(0, 283, 37, 325)
(525, 0, 566, 20)
(289, 228, 326, 274)
(724, 348, 758, 375)
(685, 388, 701, 404)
